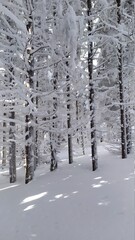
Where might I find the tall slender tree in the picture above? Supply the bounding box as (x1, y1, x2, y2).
(116, 0, 127, 159)
(66, 57, 73, 164)
(25, 0, 35, 183)
(50, 3, 59, 171)
(87, 0, 98, 170)
(5, 13, 16, 183)
(2, 108, 6, 167)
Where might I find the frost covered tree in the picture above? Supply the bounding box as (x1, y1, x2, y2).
(116, 0, 127, 159)
(0, 0, 135, 184)
(95, 0, 134, 157)
(0, 0, 27, 182)
(23, 0, 35, 183)
(47, 0, 79, 165)
(87, 0, 98, 170)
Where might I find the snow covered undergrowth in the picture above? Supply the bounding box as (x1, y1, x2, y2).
(0, 144, 134, 240)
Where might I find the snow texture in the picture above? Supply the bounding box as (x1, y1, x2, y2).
(0, 144, 134, 240)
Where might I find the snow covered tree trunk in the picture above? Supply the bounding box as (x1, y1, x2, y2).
(87, 0, 98, 171)
(76, 98, 85, 154)
(34, 80, 39, 169)
(25, 115, 34, 184)
(80, 128, 85, 155)
(50, 69, 58, 171)
(126, 109, 132, 154)
(2, 112, 6, 167)
(8, 67, 16, 183)
(25, 0, 34, 183)
(50, 6, 58, 171)
(76, 98, 79, 144)
(124, 1, 133, 155)
(66, 59, 73, 164)
(50, 132, 57, 171)
(116, 0, 127, 159)
(7, 34, 16, 182)
(9, 110, 16, 183)
(118, 45, 127, 159)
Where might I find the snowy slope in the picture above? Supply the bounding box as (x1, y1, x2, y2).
(0, 144, 134, 240)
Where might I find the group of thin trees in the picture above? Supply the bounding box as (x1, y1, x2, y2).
(0, 0, 134, 183)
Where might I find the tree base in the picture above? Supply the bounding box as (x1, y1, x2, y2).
(92, 159, 98, 171)
(50, 160, 58, 171)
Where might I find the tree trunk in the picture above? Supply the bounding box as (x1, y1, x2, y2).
(25, 114, 34, 184)
(76, 98, 79, 144)
(116, 0, 127, 159)
(9, 111, 16, 183)
(50, 6, 58, 171)
(87, 0, 98, 171)
(80, 128, 85, 155)
(50, 132, 58, 171)
(76, 98, 85, 154)
(34, 80, 39, 170)
(7, 43, 16, 182)
(66, 59, 73, 164)
(25, 0, 34, 183)
(2, 112, 6, 167)
(8, 69, 16, 183)
(50, 70, 58, 171)
(126, 108, 132, 154)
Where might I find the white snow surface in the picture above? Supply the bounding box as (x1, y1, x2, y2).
(0, 144, 134, 240)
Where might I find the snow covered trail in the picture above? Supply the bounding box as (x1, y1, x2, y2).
(0, 144, 134, 240)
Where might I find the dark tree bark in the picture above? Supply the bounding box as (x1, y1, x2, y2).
(80, 129, 85, 155)
(50, 69, 58, 171)
(76, 98, 79, 144)
(25, 113, 34, 184)
(25, 0, 34, 183)
(8, 68, 16, 183)
(116, 0, 127, 159)
(125, 0, 133, 154)
(87, 0, 98, 171)
(66, 58, 73, 164)
(6, 34, 16, 182)
(50, 132, 57, 171)
(2, 111, 6, 167)
(50, 5, 58, 171)
(34, 80, 39, 170)
(126, 108, 132, 154)
(9, 110, 16, 183)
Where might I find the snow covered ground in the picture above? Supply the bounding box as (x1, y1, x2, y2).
(0, 143, 134, 240)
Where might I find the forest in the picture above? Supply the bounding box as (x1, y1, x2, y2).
(0, 1, 135, 240)
(0, 0, 135, 184)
